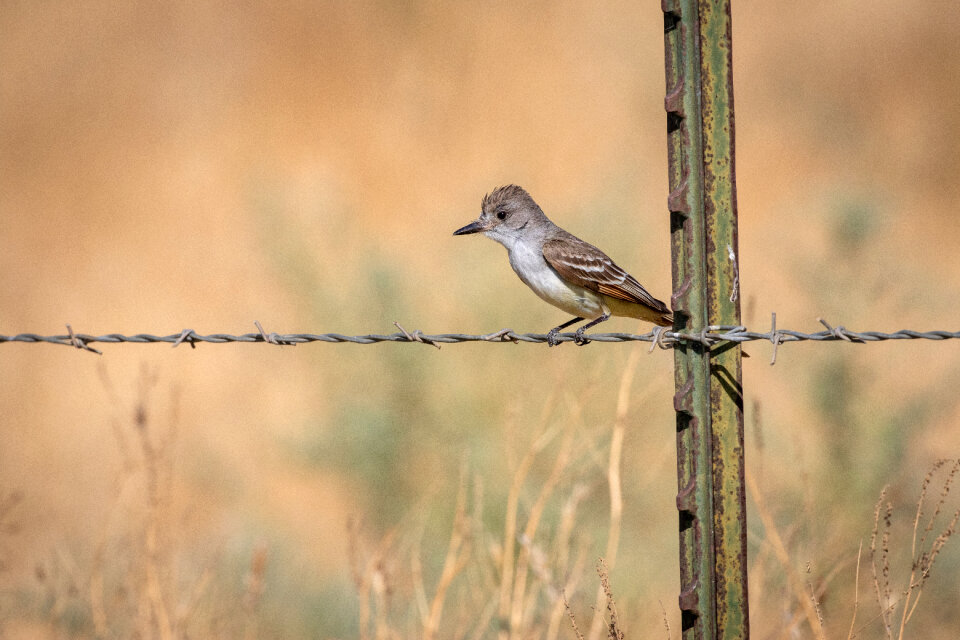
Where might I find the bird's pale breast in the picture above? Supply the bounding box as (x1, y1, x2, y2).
(507, 240, 606, 319)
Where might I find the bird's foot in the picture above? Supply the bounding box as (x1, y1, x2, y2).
(573, 328, 590, 346)
(546, 328, 562, 347)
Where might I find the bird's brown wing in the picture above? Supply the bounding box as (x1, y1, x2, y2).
(542, 234, 670, 314)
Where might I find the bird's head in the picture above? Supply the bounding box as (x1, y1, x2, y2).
(453, 185, 548, 246)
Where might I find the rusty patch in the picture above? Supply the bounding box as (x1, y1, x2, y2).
(679, 578, 700, 613)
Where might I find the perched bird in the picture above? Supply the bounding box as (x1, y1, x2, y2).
(454, 185, 673, 346)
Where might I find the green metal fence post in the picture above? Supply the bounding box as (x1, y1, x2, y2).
(662, 1, 748, 638)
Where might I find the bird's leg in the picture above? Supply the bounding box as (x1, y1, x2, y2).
(546, 317, 584, 347)
(573, 313, 611, 346)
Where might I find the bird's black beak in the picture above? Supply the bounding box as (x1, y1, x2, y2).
(453, 220, 484, 236)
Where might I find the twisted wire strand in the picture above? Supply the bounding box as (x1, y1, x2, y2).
(2, 319, 958, 358)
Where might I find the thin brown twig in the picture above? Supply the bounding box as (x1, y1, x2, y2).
(563, 590, 586, 640)
(870, 487, 893, 639)
(597, 559, 624, 640)
(805, 562, 826, 637)
(846, 540, 863, 640)
(546, 535, 590, 640)
(659, 599, 672, 640)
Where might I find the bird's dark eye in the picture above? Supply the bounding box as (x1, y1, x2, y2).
(496, 210, 507, 220)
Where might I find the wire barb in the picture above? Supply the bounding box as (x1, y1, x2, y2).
(393, 321, 441, 350)
(66, 323, 102, 355)
(650, 326, 671, 354)
(818, 317, 862, 343)
(769, 313, 782, 366)
(480, 328, 519, 344)
(255, 321, 295, 347)
(172, 329, 198, 349)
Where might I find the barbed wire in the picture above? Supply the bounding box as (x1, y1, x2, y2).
(1, 317, 957, 364)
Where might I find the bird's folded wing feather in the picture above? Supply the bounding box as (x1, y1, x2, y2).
(542, 235, 670, 313)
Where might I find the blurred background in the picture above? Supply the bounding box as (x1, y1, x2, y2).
(2, 1, 959, 638)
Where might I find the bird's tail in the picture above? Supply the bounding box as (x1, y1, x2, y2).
(656, 311, 674, 327)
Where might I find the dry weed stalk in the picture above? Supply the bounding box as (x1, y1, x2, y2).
(658, 599, 673, 640)
(804, 562, 826, 634)
(597, 559, 625, 640)
(86, 367, 215, 640)
(897, 459, 959, 638)
(563, 589, 586, 640)
(859, 459, 960, 640)
(870, 486, 894, 638)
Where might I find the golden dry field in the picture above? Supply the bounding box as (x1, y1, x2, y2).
(2, 2, 959, 638)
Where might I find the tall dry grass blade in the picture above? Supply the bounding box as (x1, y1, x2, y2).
(586, 342, 645, 640)
(509, 427, 576, 633)
(466, 594, 501, 640)
(544, 482, 592, 640)
(410, 523, 430, 627)
(350, 520, 399, 640)
(347, 518, 372, 640)
(497, 395, 558, 640)
(846, 540, 863, 640)
(423, 472, 471, 640)
(546, 537, 589, 640)
(746, 468, 826, 640)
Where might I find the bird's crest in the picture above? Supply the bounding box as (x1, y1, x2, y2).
(481, 185, 535, 212)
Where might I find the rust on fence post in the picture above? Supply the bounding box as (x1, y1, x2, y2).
(662, 1, 748, 638)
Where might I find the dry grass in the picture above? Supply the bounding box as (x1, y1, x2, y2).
(750, 457, 960, 640)
(596, 559, 624, 640)
(88, 367, 224, 639)
(343, 347, 654, 640)
(346, 445, 594, 640)
(746, 467, 827, 639)
(865, 459, 960, 640)
(4, 1, 960, 638)
(2, 361, 958, 640)
(2, 350, 957, 640)
(6, 369, 274, 639)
